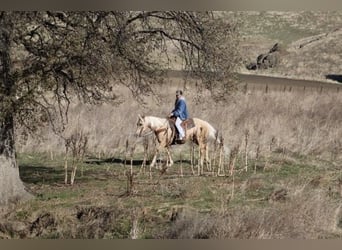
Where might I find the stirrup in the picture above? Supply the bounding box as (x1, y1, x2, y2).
(175, 138, 186, 144)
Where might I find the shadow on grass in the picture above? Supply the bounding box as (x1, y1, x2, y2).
(85, 157, 146, 166)
(326, 74, 342, 83)
(19, 164, 65, 185)
(19, 156, 195, 185)
(85, 157, 192, 166)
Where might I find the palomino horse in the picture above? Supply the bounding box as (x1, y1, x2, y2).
(135, 115, 224, 174)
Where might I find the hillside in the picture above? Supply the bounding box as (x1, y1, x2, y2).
(232, 11, 342, 82)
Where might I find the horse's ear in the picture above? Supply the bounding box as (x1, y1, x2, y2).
(138, 114, 144, 121)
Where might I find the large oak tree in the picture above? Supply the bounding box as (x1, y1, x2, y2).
(0, 11, 240, 205)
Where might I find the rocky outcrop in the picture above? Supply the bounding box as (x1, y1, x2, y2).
(246, 43, 282, 70)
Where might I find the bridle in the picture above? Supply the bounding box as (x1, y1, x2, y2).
(137, 117, 172, 143)
(137, 122, 154, 137)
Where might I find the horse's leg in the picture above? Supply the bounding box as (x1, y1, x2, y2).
(205, 143, 212, 173)
(140, 151, 147, 174)
(140, 138, 149, 174)
(218, 142, 224, 176)
(192, 128, 203, 176)
(192, 128, 209, 176)
(197, 131, 210, 175)
(150, 148, 159, 168)
(190, 140, 196, 175)
(199, 142, 206, 175)
(202, 143, 211, 173)
(194, 137, 203, 176)
(166, 147, 174, 167)
(198, 145, 201, 176)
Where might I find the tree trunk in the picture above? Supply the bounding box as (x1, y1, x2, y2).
(0, 114, 32, 205)
(0, 14, 32, 206)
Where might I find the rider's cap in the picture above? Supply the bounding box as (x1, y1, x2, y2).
(176, 90, 183, 96)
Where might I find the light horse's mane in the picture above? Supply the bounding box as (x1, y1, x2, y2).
(136, 115, 224, 174)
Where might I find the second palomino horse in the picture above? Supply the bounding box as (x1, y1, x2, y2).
(136, 115, 225, 174)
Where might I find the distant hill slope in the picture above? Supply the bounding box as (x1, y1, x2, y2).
(234, 11, 342, 82)
(281, 28, 342, 82)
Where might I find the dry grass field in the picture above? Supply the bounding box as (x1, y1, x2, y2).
(1, 75, 340, 239)
(1, 11, 342, 239)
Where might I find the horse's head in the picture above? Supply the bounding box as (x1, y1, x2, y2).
(135, 114, 149, 137)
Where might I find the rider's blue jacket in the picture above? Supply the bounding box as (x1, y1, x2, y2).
(172, 96, 189, 120)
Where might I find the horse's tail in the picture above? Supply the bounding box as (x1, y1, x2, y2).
(194, 118, 230, 157)
(208, 123, 222, 146)
(200, 120, 221, 145)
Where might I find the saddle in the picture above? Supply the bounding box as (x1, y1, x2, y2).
(168, 117, 195, 145)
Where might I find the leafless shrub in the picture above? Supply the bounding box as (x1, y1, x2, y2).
(122, 136, 139, 196)
(64, 131, 88, 185)
(129, 208, 142, 239)
(228, 144, 241, 176)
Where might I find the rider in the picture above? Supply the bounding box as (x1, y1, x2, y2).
(169, 90, 189, 143)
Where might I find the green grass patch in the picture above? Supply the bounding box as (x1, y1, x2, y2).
(6, 151, 341, 239)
